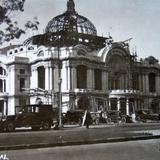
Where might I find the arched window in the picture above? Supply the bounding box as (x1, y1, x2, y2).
(37, 66, 45, 89)
(149, 73, 156, 93)
(0, 67, 6, 76)
(77, 65, 87, 89)
(0, 79, 2, 92)
(0, 67, 3, 75)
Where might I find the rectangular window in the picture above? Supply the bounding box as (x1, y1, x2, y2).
(94, 69, 102, 90)
(20, 78, 25, 91)
(0, 100, 4, 112)
(20, 69, 25, 74)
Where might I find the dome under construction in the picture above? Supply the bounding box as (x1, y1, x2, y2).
(32, 0, 107, 49)
(45, 0, 97, 36)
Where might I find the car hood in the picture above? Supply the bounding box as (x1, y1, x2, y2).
(149, 113, 159, 116)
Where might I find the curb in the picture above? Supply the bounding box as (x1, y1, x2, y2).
(0, 134, 160, 151)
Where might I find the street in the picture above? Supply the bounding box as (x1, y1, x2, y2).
(0, 139, 160, 160)
(0, 123, 160, 150)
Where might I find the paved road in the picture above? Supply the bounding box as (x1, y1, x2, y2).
(1, 139, 160, 160)
(0, 123, 160, 150)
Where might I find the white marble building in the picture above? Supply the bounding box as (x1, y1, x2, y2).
(0, 0, 160, 116)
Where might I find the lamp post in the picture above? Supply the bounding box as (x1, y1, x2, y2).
(58, 77, 62, 127)
(57, 38, 63, 128)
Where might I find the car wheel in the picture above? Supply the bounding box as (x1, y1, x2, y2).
(106, 118, 111, 124)
(6, 122, 15, 132)
(42, 121, 51, 130)
(136, 116, 141, 121)
(121, 117, 126, 124)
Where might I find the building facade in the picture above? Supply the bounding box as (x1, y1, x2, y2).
(0, 0, 160, 116)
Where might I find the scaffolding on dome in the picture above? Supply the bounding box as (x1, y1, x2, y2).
(45, 0, 97, 36)
(32, 0, 107, 50)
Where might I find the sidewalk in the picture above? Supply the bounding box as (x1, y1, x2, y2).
(0, 123, 160, 151)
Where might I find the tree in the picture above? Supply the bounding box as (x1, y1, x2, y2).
(0, 0, 39, 45)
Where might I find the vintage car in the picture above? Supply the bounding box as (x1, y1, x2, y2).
(90, 111, 108, 124)
(0, 104, 58, 132)
(135, 109, 159, 122)
(106, 110, 132, 123)
(62, 110, 84, 125)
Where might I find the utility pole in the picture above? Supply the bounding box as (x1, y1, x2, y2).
(57, 39, 62, 128)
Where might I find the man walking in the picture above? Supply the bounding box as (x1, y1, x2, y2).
(84, 110, 92, 128)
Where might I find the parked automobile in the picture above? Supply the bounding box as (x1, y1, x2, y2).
(0, 104, 58, 132)
(106, 110, 121, 123)
(106, 110, 132, 123)
(90, 112, 100, 124)
(62, 110, 84, 125)
(135, 109, 159, 122)
(90, 111, 108, 124)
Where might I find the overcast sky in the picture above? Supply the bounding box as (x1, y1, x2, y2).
(5, 0, 160, 60)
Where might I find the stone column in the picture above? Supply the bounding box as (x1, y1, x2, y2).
(108, 99, 111, 110)
(156, 75, 160, 94)
(72, 67, 77, 90)
(87, 68, 93, 89)
(54, 67, 59, 92)
(51, 67, 54, 91)
(3, 100, 7, 116)
(126, 99, 129, 115)
(4, 79, 6, 92)
(102, 71, 107, 91)
(117, 98, 120, 111)
(143, 74, 146, 93)
(49, 67, 53, 90)
(31, 68, 34, 88)
(35, 69, 38, 88)
(145, 74, 149, 93)
(32, 68, 38, 88)
(65, 66, 69, 90)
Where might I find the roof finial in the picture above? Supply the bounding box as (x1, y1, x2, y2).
(67, 0, 75, 12)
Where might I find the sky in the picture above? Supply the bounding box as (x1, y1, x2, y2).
(2, 0, 160, 60)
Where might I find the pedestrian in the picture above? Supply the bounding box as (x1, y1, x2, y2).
(85, 109, 92, 129)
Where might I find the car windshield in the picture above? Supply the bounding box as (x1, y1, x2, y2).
(15, 104, 54, 115)
(16, 106, 39, 114)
